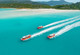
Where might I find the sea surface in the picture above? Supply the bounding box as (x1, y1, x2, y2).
(0, 9, 80, 55)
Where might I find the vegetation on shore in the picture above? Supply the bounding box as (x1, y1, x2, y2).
(0, 2, 80, 9)
(0, 3, 51, 8)
(53, 2, 80, 10)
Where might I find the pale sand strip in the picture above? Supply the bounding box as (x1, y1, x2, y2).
(0, 9, 80, 19)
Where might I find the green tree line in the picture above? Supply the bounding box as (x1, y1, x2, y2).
(53, 2, 80, 10)
(0, 2, 80, 9)
(0, 3, 51, 8)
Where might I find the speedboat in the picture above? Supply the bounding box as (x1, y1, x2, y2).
(37, 26, 43, 29)
(21, 35, 31, 41)
(48, 34, 55, 39)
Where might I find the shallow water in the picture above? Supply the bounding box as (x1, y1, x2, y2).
(0, 9, 80, 55)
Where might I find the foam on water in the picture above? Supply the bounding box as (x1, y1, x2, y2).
(43, 16, 79, 28)
(0, 9, 80, 55)
(32, 17, 80, 38)
(55, 21, 80, 36)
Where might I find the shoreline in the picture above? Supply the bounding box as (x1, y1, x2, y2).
(0, 8, 80, 18)
(14, 8, 80, 13)
(15, 9, 80, 15)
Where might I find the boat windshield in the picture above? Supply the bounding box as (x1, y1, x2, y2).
(25, 35, 29, 37)
(49, 36, 52, 37)
(23, 35, 29, 38)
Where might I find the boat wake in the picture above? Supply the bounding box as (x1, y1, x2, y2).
(31, 17, 80, 38)
(43, 16, 79, 28)
(55, 21, 80, 37)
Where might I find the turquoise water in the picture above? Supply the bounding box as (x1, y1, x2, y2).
(0, 8, 16, 11)
(0, 9, 80, 55)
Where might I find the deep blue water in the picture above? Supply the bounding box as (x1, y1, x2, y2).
(0, 9, 80, 55)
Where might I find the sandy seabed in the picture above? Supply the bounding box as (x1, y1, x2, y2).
(0, 9, 80, 18)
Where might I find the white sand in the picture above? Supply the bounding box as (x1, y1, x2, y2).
(15, 9, 80, 14)
(0, 9, 80, 19)
(17, 9, 80, 13)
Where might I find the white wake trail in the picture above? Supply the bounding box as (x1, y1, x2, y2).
(55, 21, 80, 37)
(43, 16, 79, 28)
(31, 18, 80, 38)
